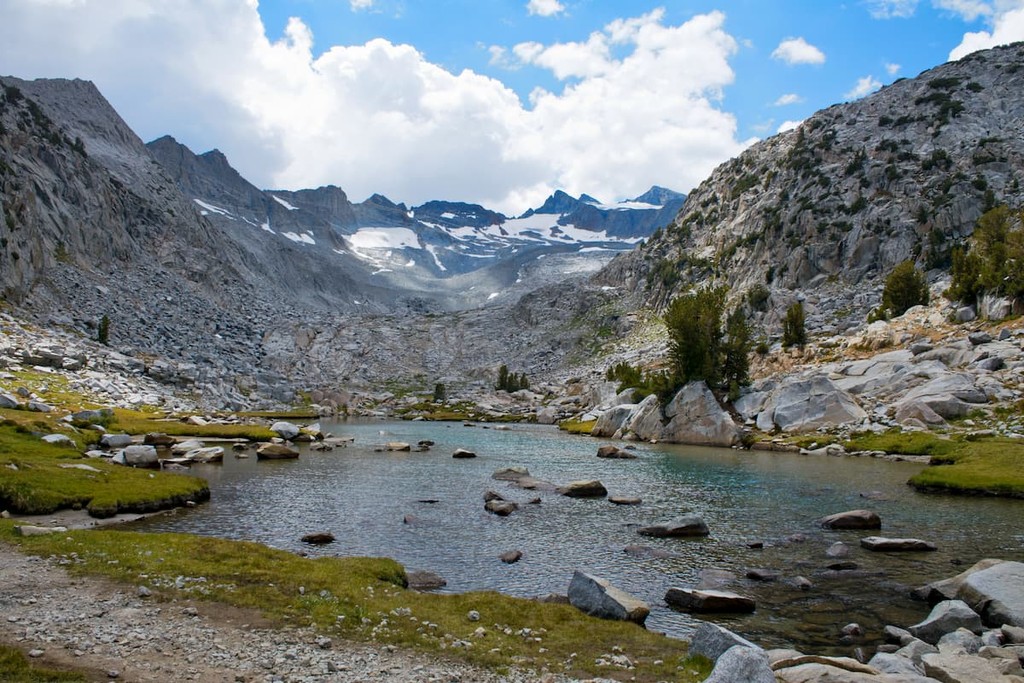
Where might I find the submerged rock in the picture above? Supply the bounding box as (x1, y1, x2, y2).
(301, 532, 335, 545)
(665, 588, 756, 613)
(637, 514, 709, 537)
(819, 509, 881, 530)
(860, 536, 937, 552)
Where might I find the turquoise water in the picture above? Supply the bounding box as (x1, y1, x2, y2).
(131, 420, 1024, 652)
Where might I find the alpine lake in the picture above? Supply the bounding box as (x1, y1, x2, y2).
(129, 420, 1024, 654)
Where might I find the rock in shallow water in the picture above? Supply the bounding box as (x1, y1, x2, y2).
(637, 514, 709, 537)
(819, 509, 881, 530)
(567, 570, 649, 625)
(860, 536, 937, 552)
(664, 588, 755, 613)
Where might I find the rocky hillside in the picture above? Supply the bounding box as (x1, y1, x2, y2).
(599, 42, 1024, 335)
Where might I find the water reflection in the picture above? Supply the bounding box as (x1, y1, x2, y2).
(130, 420, 1024, 653)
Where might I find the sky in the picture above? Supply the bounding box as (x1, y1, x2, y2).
(2, 1, 1024, 214)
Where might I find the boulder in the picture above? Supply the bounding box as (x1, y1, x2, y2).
(758, 376, 867, 433)
(15, 525, 68, 536)
(558, 480, 607, 498)
(772, 663, 882, 682)
(185, 447, 224, 463)
(27, 400, 53, 413)
(256, 443, 299, 460)
(867, 652, 925, 677)
(819, 509, 881, 530)
(664, 588, 755, 613)
(0, 390, 19, 409)
(452, 448, 477, 459)
(270, 421, 300, 440)
(860, 537, 937, 552)
(660, 381, 741, 446)
(897, 374, 988, 419)
(385, 442, 411, 452)
(171, 439, 205, 455)
(704, 645, 774, 683)
(484, 500, 518, 516)
(143, 432, 175, 446)
(71, 409, 111, 423)
(914, 559, 1006, 603)
(689, 622, 762, 662)
(100, 433, 133, 449)
(958, 561, 1024, 627)
(937, 628, 983, 654)
(123, 444, 159, 467)
(301, 532, 335, 545)
(567, 571, 650, 625)
(909, 600, 984, 644)
(625, 394, 665, 441)
(895, 400, 947, 426)
(492, 467, 529, 481)
(922, 651, 1006, 682)
(41, 434, 75, 447)
(637, 515, 709, 537)
(535, 406, 559, 425)
(609, 496, 642, 505)
(406, 570, 446, 591)
(499, 550, 523, 564)
(591, 404, 636, 438)
(596, 445, 637, 459)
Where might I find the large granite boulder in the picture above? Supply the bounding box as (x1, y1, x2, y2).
(637, 515, 709, 537)
(661, 381, 740, 446)
(896, 373, 988, 420)
(909, 600, 983, 644)
(922, 651, 1006, 682)
(567, 571, 649, 625)
(704, 645, 774, 683)
(625, 394, 664, 440)
(757, 376, 867, 433)
(688, 622, 762, 662)
(958, 560, 1024, 627)
(0, 390, 20, 409)
(123, 444, 159, 467)
(100, 433, 133, 449)
(914, 559, 1006, 603)
(270, 421, 300, 440)
(591, 404, 636, 438)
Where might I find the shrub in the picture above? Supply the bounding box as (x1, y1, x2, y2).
(947, 205, 1024, 305)
(495, 365, 529, 392)
(881, 261, 929, 318)
(433, 383, 446, 402)
(782, 301, 806, 348)
(665, 286, 727, 387)
(97, 315, 110, 345)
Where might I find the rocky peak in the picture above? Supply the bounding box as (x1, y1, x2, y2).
(599, 42, 1024, 323)
(632, 186, 685, 206)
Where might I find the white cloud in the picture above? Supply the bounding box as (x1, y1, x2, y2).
(771, 37, 826, 65)
(774, 93, 803, 106)
(350, 0, 374, 10)
(845, 75, 883, 99)
(933, 0, 994, 21)
(777, 120, 803, 133)
(949, 3, 1024, 59)
(526, 0, 565, 17)
(0, 3, 750, 213)
(885, 62, 901, 75)
(865, 0, 919, 18)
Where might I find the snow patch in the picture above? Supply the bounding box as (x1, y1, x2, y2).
(282, 231, 316, 245)
(260, 222, 275, 234)
(346, 227, 421, 251)
(272, 196, 300, 211)
(194, 199, 233, 217)
(487, 292, 500, 300)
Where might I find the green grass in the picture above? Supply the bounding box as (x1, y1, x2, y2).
(844, 430, 958, 457)
(1, 525, 710, 682)
(558, 419, 597, 435)
(0, 646, 86, 682)
(907, 437, 1024, 497)
(109, 409, 275, 441)
(846, 430, 1024, 497)
(0, 423, 209, 517)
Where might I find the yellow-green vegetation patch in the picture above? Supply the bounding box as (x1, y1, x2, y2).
(0, 369, 103, 413)
(907, 437, 1024, 498)
(847, 430, 1024, 497)
(558, 418, 596, 435)
(1, 525, 709, 682)
(0, 423, 208, 517)
(110, 409, 275, 441)
(0, 645, 87, 682)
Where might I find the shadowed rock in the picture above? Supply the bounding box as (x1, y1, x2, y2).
(665, 588, 755, 613)
(568, 571, 649, 625)
(819, 509, 881, 530)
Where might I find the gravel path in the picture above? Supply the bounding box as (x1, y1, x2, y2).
(0, 544, 563, 683)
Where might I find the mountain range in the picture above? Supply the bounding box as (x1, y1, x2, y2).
(2, 42, 1023, 404)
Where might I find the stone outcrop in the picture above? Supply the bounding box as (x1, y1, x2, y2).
(754, 376, 867, 433)
(703, 646, 774, 683)
(664, 588, 755, 613)
(908, 600, 984, 644)
(958, 561, 1024, 627)
(567, 571, 650, 625)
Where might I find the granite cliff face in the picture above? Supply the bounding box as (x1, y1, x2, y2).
(599, 42, 1024, 332)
